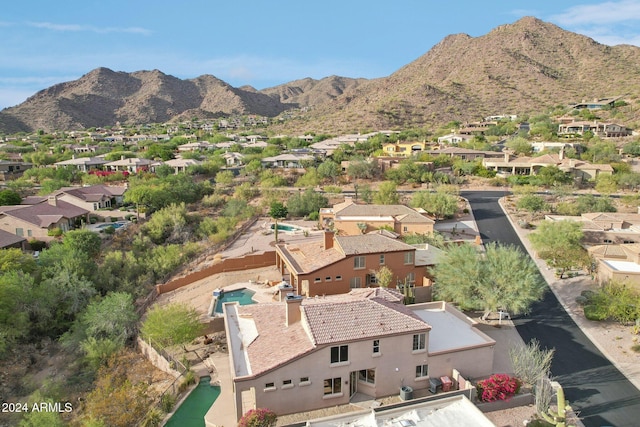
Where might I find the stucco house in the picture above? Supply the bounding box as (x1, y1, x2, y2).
(0, 196, 88, 242)
(163, 158, 201, 174)
(50, 185, 127, 213)
(275, 231, 430, 297)
(105, 157, 159, 174)
(588, 243, 640, 289)
(261, 153, 315, 169)
(557, 121, 631, 138)
(320, 198, 435, 236)
(0, 229, 27, 250)
(482, 150, 613, 181)
(545, 213, 640, 245)
(0, 160, 33, 181)
(54, 156, 108, 172)
(381, 141, 428, 157)
(222, 292, 495, 420)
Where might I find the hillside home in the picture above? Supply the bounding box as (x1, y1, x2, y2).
(222, 152, 245, 166)
(177, 141, 215, 152)
(436, 133, 474, 145)
(428, 147, 504, 161)
(0, 160, 32, 181)
(223, 293, 495, 420)
(0, 196, 88, 242)
(381, 141, 428, 157)
(557, 121, 631, 138)
(569, 96, 623, 110)
(163, 158, 201, 174)
(54, 156, 108, 172)
(320, 198, 435, 236)
(51, 185, 127, 212)
(545, 213, 640, 245)
(482, 150, 613, 181)
(275, 231, 429, 297)
(105, 157, 159, 174)
(261, 153, 315, 169)
(588, 243, 640, 289)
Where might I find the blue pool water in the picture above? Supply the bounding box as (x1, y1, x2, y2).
(165, 376, 220, 427)
(96, 222, 126, 229)
(214, 288, 256, 314)
(270, 223, 302, 232)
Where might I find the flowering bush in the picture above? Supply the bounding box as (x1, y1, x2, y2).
(476, 374, 521, 402)
(238, 408, 277, 427)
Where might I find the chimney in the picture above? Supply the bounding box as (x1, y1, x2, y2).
(344, 196, 353, 204)
(324, 230, 334, 250)
(121, 155, 125, 160)
(285, 294, 303, 326)
(559, 147, 565, 160)
(503, 151, 510, 162)
(47, 195, 57, 207)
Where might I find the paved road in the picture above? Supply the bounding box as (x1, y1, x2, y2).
(462, 190, 640, 427)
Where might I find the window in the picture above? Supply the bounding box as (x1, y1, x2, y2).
(403, 226, 408, 232)
(412, 333, 426, 351)
(323, 377, 342, 395)
(404, 251, 415, 265)
(624, 240, 635, 244)
(358, 369, 376, 384)
(415, 364, 429, 378)
(335, 275, 342, 281)
(331, 345, 349, 363)
(15, 228, 24, 237)
(325, 276, 332, 282)
(354, 256, 365, 269)
(406, 272, 415, 285)
(27, 230, 32, 237)
(379, 254, 385, 265)
(283, 379, 292, 385)
(349, 277, 362, 289)
(265, 382, 275, 389)
(300, 377, 309, 383)
(372, 340, 380, 354)
(315, 277, 321, 283)
(604, 239, 613, 244)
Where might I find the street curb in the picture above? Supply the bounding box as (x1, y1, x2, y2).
(497, 196, 640, 392)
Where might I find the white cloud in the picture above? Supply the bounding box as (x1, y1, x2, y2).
(551, 0, 640, 25)
(27, 21, 151, 35)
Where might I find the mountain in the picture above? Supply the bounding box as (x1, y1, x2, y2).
(2, 17, 640, 134)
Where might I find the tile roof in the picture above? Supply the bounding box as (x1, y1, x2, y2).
(0, 200, 88, 227)
(276, 240, 345, 274)
(335, 203, 434, 224)
(0, 229, 26, 248)
(303, 297, 430, 345)
(335, 234, 417, 255)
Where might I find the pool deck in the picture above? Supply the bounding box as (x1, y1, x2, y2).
(203, 351, 236, 427)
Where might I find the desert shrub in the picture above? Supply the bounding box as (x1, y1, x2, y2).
(238, 408, 277, 427)
(476, 374, 521, 402)
(584, 304, 609, 321)
(160, 393, 175, 413)
(509, 339, 554, 388)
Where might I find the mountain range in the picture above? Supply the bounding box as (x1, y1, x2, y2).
(2, 16, 640, 134)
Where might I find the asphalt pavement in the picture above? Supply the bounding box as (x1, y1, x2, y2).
(463, 190, 640, 427)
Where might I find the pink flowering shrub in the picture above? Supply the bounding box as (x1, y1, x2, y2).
(476, 374, 521, 402)
(238, 408, 277, 427)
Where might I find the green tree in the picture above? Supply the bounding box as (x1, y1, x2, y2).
(0, 189, 21, 205)
(374, 266, 394, 288)
(140, 303, 205, 351)
(431, 243, 545, 319)
(18, 391, 67, 427)
(63, 229, 102, 259)
(516, 194, 548, 217)
(347, 159, 378, 180)
(411, 190, 458, 220)
(0, 271, 31, 356)
(374, 181, 399, 205)
(595, 174, 618, 194)
(287, 189, 328, 218)
(269, 201, 288, 220)
(81, 292, 138, 344)
(317, 160, 341, 183)
(0, 248, 37, 274)
(505, 137, 533, 155)
(529, 220, 586, 278)
(536, 166, 573, 187)
(215, 170, 235, 187)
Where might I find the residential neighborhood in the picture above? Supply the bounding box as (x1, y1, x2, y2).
(2, 95, 640, 427)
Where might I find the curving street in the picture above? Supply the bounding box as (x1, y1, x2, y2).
(463, 190, 640, 427)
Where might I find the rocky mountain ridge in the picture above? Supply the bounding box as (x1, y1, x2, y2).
(2, 16, 640, 134)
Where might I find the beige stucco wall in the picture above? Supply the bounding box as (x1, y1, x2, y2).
(0, 215, 51, 241)
(233, 332, 432, 418)
(596, 261, 640, 290)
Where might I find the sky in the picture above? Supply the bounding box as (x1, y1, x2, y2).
(2, 0, 640, 110)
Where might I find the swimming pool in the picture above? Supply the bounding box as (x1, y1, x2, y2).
(270, 223, 304, 232)
(165, 376, 220, 427)
(96, 221, 127, 230)
(214, 288, 256, 314)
